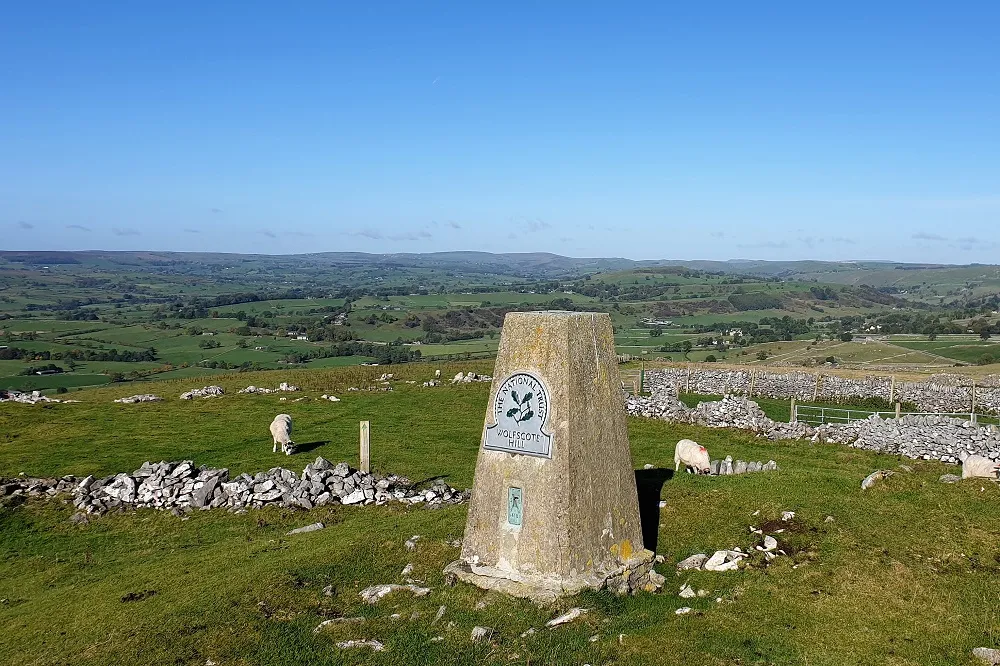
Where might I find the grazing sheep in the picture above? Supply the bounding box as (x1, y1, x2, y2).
(674, 439, 711, 474)
(270, 414, 294, 455)
(960, 454, 1000, 480)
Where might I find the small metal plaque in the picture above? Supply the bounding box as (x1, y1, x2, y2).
(483, 372, 553, 458)
(507, 487, 523, 526)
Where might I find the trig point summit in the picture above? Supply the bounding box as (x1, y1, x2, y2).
(445, 311, 662, 602)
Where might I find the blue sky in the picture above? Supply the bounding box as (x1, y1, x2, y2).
(2, 2, 998, 262)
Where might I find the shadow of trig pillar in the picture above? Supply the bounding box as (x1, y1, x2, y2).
(445, 311, 663, 603)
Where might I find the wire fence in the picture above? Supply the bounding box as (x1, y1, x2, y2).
(793, 404, 997, 426)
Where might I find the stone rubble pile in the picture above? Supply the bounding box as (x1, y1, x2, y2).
(70, 456, 468, 517)
(628, 390, 1000, 464)
(451, 372, 492, 384)
(113, 394, 162, 404)
(238, 382, 299, 394)
(708, 456, 779, 476)
(0, 389, 75, 405)
(1, 475, 79, 504)
(642, 368, 1000, 414)
(627, 393, 810, 440)
(179, 385, 225, 400)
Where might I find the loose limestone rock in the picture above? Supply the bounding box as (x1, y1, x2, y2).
(113, 394, 162, 404)
(359, 584, 431, 604)
(546, 608, 588, 628)
(973, 647, 1000, 665)
(179, 386, 224, 400)
(286, 522, 325, 535)
(470, 626, 493, 642)
(676, 553, 708, 571)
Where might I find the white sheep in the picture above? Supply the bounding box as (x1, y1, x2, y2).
(674, 439, 711, 474)
(960, 453, 1000, 480)
(270, 414, 294, 455)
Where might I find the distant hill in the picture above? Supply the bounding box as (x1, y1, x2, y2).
(1, 250, 996, 284)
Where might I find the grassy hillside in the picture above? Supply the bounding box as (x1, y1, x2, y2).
(2, 366, 999, 665)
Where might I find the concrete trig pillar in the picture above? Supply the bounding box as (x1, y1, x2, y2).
(445, 311, 662, 602)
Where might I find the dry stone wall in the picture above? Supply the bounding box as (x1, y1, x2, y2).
(627, 392, 1000, 465)
(643, 368, 1000, 414)
(10, 456, 470, 518)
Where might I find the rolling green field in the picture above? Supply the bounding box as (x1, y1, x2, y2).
(4, 251, 1000, 396)
(889, 338, 1000, 364)
(2, 365, 999, 665)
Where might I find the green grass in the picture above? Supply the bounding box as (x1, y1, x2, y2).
(891, 339, 1000, 364)
(1, 365, 999, 664)
(0, 373, 111, 391)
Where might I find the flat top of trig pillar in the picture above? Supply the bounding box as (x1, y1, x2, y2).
(506, 310, 606, 319)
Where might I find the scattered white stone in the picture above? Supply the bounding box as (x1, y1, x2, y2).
(861, 470, 894, 490)
(781, 511, 795, 521)
(676, 553, 708, 571)
(761, 536, 778, 552)
(658, 500, 667, 508)
(286, 522, 324, 535)
(972, 648, 1000, 665)
(703, 550, 744, 572)
(180, 386, 224, 400)
(359, 584, 430, 603)
(675, 607, 692, 615)
(405, 535, 421, 551)
(679, 583, 697, 599)
(432, 605, 446, 625)
(113, 394, 162, 404)
(336, 639, 384, 651)
(546, 608, 588, 628)
(520, 628, 536, 638)
(314, 617, 366, 632)
(471, 626, 493, 642)
(401, 563, 414, 577)
(239, 383, 299, 395)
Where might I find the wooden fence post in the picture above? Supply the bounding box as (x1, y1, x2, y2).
(360, 420, 371, 474)
(895, 403, 901, 420)
(749, 370, 757, 398)
(790, 397, 796, 424)
(889, 376, 896, 404)
(685, 364, 691, 394)
(813, 373, 822, 402)
(971, 381, 977, 425)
